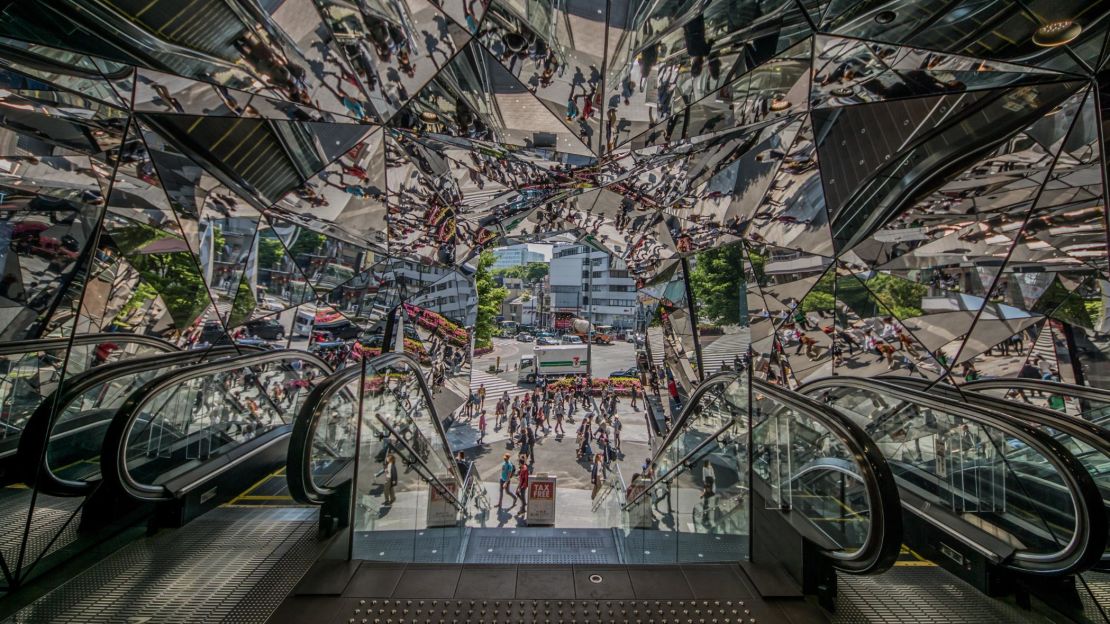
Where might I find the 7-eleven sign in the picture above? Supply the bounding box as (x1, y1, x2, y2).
(573, 356, 581, 366)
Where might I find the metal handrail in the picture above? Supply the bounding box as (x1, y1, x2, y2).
(965, 378, 1110, 406)
(0, 333, 177, 358)
(18, 345, 247, 495)
(801, 376, 1108, 576)
(100, 350, 333, 502)
(287, 352, 464, 510)
(626, 373, 903, 575)
(882, 375, 1110, 570)
(647, 371, 738, 466)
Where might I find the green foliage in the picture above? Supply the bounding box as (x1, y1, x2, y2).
(288, 230, 326, 259)
(228, 276, 256, 328)
(109, 224, 209, 328)
(865, 272, 926, 319)
(492, 261, 549, 285)
(257, 235, 285, 269)
(801, 290, 835, 313)
(689, 244, 748, 325)
(475, 251, 508, 349)
(113, 282, 158, 326)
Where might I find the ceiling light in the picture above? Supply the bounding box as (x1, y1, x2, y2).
(1033, 20, 1082, 47)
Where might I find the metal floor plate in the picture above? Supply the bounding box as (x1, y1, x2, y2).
(3, 507, 323, 624)
(834, 567, 1054, 623)
(465, 528, 620, 564)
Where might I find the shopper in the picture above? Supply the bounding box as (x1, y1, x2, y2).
(383, 453, 397, 505)
(515, 455, 530, 516)
(497, 452, 516, 507)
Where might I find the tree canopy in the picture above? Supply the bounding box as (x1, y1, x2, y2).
(474, 250, 508, 348)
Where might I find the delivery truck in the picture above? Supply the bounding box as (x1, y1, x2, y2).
(518, 344, 589, 383)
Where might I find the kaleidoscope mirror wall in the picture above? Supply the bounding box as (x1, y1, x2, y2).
(2, 0, 1110, 586)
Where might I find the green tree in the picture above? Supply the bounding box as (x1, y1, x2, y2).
(474, 250, 508, 349)
(523, 261, 549, 284)
(689, 244, 748, 325)
(227, 276, 257, 328)
(867, 272, 926, 319)
(257, 235, 285, 269)
(288, 230, 326, 259)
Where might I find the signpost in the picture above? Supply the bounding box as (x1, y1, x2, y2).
(526, 475, 557, 525)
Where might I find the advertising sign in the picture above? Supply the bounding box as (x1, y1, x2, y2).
(526, 475, 557, 525)
(426, 476, 459, 527)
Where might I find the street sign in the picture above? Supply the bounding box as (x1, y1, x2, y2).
(526, 475, 557, 525)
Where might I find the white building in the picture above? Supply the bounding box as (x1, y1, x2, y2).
(490, 243, 552, 269)
(549, 243, 638, 329)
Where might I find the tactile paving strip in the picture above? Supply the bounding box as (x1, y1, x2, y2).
(3, 507, 323, 624)
(833, 567, 1054, 623)
(334, 598, 762, 623)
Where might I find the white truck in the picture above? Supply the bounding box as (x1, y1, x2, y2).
(518, 344, 589, 383)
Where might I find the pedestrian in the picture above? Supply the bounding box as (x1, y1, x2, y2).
(576, 417, 592, 460)
(477, 409, 487, 445)
(590, 453, 605, 499)
(508, 413, 519, 448)
(515, 455, 530, 516)
(630, 383, 639, 410)
(596, 426, 611, 464)
(612, 414, 622, 452)
(497, 452, 516, 507)
(478, 383, 486, 409)
(382, 453, 397, 504)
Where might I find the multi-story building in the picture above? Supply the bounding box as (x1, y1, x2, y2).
(490, 243, 552, 269)
(548, 243, 638, 329)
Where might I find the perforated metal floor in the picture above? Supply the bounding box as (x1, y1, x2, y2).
(2, 507, 323, 624)
(0, 491, 82, 575)
(464, 528, 620, 564)
(1077, 572, 1110, 623)
(833, 567, 1054, 623)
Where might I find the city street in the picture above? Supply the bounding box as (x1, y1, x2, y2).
(448, 337, 654, 528)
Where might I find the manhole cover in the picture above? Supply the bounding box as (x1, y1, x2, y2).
(589, 574, 603, 584)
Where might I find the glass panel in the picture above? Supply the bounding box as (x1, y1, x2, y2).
(123, 357, 330, 489)
(813, 384, 1079, 559)
(353, 358, 463, 562)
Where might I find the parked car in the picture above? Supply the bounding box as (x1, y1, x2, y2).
(516, 332, 535, 342)
(560, 335, 583, 345)
(609, 367, 640, 378)
(536, 336, 559, 345)
(244, 318, 285, 341)
(197, 320, 232, 346)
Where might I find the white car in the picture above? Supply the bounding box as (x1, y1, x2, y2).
(560, 335, 583, 345)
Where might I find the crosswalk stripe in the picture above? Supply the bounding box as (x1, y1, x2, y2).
(469, 369, 529, 410)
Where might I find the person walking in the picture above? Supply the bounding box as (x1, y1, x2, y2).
(477, 409, 487, 445)
(590, 453, 606, 499)
(515, 455, 530, 516)
(612, 414, 622, 452)
(630, 383, 639, 410)
(497, 453, 516, 507)
(382, 453, 398, 505)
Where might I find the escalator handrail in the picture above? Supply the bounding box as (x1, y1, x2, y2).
(100, 349, 333, 502)
(627, 373, 903, 575)
(881, 376, 1110, 460)
(964, 378, 1110, 406)
(648, 371, 739, 467)
(17, 345, 248, 496)
(0, 333, 177, 357)
(800, 376, 1108, 576)
(287, 352, 465, 510)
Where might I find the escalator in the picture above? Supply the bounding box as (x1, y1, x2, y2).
(287, 352, 467, 561)
(963, 378, 1110, 428)
(96, 350, 335, 518)
(0, 334, 177, 484)
(881, 375, 1110, 572)
(0, 334, 185, 589)
(799, 376, 1108, 586)
(622, 371, 903, 583)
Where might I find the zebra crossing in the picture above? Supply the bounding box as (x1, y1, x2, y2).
(700, 330, 751, 374)
(469, 368, 530, 411)
(645, 327, 751, 375)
